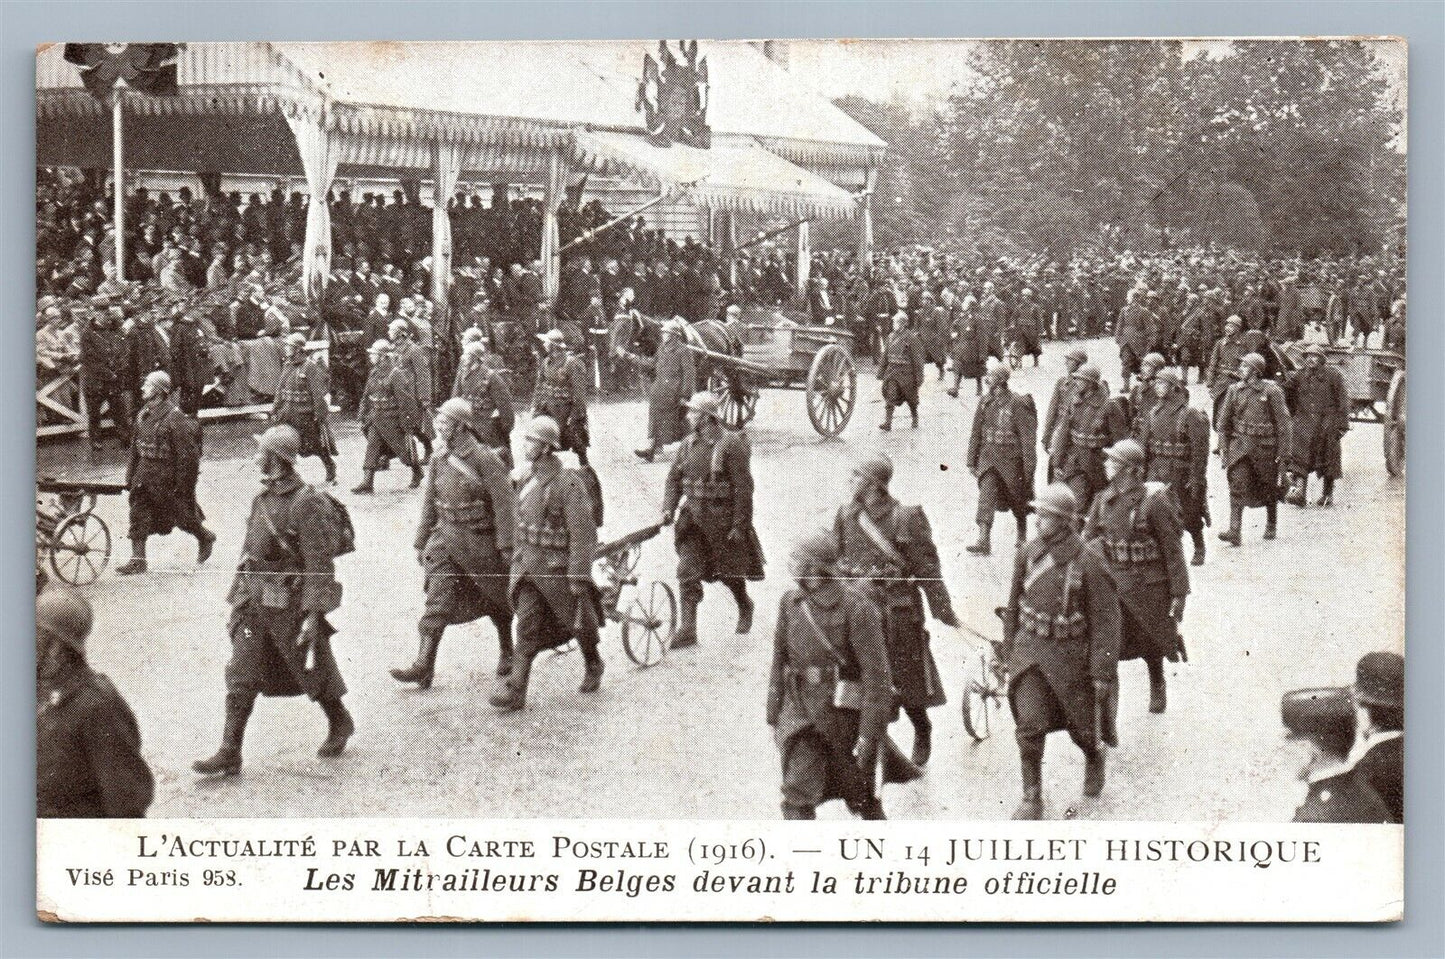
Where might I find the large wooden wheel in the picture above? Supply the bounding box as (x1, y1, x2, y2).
(805, 343, 857, 437)
(1384, 368, 1405, 477)
(707, 369, 758, 429)
(621, 580, 676, 668)
(961, 645, 1007, 743)
(48, 510, 111, 586)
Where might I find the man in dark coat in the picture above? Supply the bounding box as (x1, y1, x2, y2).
(193, 425, 354, 776)
(533, 329, 591, 466)
(633, 318, 697, 462)
(490, 416, 603, 710)
(1050, 363, 1128, 521)
(1350, 651, 1403, 823)
(966, 364, 1038, 555)
(390, 318, 434, 461)
(1042, 346, 1087, 482)
(946, 295, 992, 398)
(1114, 289, 1153, 392)
(353, 340, 424, 493)
(1205, 315, 1249, 428)
(80, 302, 132, 448)
(1082, 440, 1189, 715)
(834, 453, 959, 768)
(878, 311, 926, 431)
(451, 328, 516, 467)
(272, 332, 337, 483)
(662, 392, 766, 648)
(1281, 687, 1390, 824)
(767, 532, 913, 820)
(37, 588, 154, 817)
(1003, 483, 1121, 820)
(392, 398, 517, 689)
(1010, 288, 1044, 366)
(1140, 368, 1211, 566)
(116, 370, 214, 575)
(1126, 352, 1166, 440)
(1217, 352, 1291, 546)
(1284, 344, 1349, 508)
(166, 303, 211, 417)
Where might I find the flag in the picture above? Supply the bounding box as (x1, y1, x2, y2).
(63, 43, 181, 99)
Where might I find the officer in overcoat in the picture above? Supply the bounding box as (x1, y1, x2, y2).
(489, 416, 603, 711)
(661, 392, 765, 648)
(533, 329, 591, 466)
(1281, 687, 1391, 824)
(37, 588, 154, 817)
(1050, 363, 1128, 521)
(1283, 343, 1349, 508)
(353, 340, 424, 493)
(117, 370, 215, 575)
(834, 454, 959, 768)
(1082, 440, 1189, 715)
(1140, 368, 1211, 566)
(451, 328, 516, 467)
(1003, 483, 1121, 820)
(194, 425, 354, 776)
(80, 302, 132, 448)
(1042, 346, 1087, 482)
(1217, 353, 1291, 545)
(272, 332, 337, 483)
(767, 533, 901, 820)
(633, 318, 697, 462)
(391, 318, 435, 461)
(878, 311, 926, 430)
(1114, 289, 1153, 391)
(946, 295, 992, 398)
(392, 398, 517, 690)
(966, 364, 1038, 555)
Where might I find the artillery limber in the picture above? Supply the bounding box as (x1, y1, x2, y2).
(36, 477, 126, 586)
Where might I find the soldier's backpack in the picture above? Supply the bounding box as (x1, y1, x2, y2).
(264, 484, 356, 561)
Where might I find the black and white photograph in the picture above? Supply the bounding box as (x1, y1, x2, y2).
(33, 36, 1406, 923)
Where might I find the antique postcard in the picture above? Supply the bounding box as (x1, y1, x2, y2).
(34, 37, 1405, 922)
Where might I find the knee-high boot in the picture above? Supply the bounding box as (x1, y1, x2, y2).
(1189, 528, 1205, 566)
(317, 697, 355, 758)
(1012, 741, 1044, 819)
(494, 614, 515, 676)
(725, 580, 754, 634)
(1146, 657, 1167, 714)
(578, 635, 604, 693)
(1264, 502, 1277, 540)
(1083, 744, 1106, 797)
(966, 520, 992, 555)
(192, 692, 254, 776)
(489, 651, 533, 711)
(906, 706, 933, 767)
(672, 587, 700, 649)
(1219, 501, 1243, 546)
(390, 626, 442, 689)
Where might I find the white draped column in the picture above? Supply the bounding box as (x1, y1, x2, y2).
(284, 103, 340, 301)
(540, 150, 570, 305)
(430, 138, 465, 313)
(794, 220, 811, 300)
(857, 167, 877, 267)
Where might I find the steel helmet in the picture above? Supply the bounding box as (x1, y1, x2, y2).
(367, 339, 390, 356)
(1105, 438, 1146, 470)
(37, 587, 93, 654)
(1153, 367, 1185, 390)
(682, 391, 721, 419)
(524, 415, 562, 449)
(1241, 352, 1267, 374)
(1224, 314, 1243, 330)
(1064, 347, 1088, 365)
(1142, 352, 1166, 369)
(852, 452, 894, 489)
(1030, 482, 1078, 520)
(285, 332, 307, 349)
(1072, 363, 1102, 384)
(790, 531, 839, 572)
(142, 370, 172, 394)
(436, 397, 476, 430)
(256, 424, 301, 464)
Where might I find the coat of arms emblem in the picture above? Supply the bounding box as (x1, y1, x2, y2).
(635, 40, 711, 149)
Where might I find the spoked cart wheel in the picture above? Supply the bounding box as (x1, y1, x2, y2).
(805, 343, 857, 437)
(1383, 369, 1405, 478)
(961, 644, 1006, 742)
(48, 510, 112, 586)
(621, 580, 677, 667)
(708, 370, 758, 429)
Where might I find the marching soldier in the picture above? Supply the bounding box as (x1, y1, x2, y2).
(767, 532, 911, 820)
(878, 311, 925, 430)
(661, 392, 765, 649)
(489, 416, 603, 711)
(353, 339, 424, 494)
(1082, 440, 1189, 715)
(1281, 687, 1390, 823)
(272, 332, 337, 484)
(965, 364, 1038, 555)
(1217, 353, 1291, 545)
(392, 398, 517, 690)
(1127, 351, 1166, 439)
(1049, 363, 1128, 521)
(1205, 315, 1248, 427)
(834, 453, 959, 768)
(391, 318, 435, 462)
(1283, 343, 1349, 508)
(116, 370, 215, 575)
(1002, 483, 1121, 820)
(633, 318, 697, 462)
(37, 588, 154, 818)
(1140, 368, 1211, 566)
(1042, 346, 1087, 483)
(194, 425, 355, 776)
(451, 327, 516, 467)
(946, 294, 992, 398)
(533, 329, 591, 467)
(1115, 288, 1153, 392)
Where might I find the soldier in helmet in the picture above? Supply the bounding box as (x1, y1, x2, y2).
(661, 392, 765, 649)
(767, 532, 917, 820)
(390, 316, 434, 461)
(1140, 368, 1211, 565)
(878, 311, 925, 430)
(946, 294, 992, 398)
(1042, 346, 1087, 482)
(451, 326, 516, 468)
(633, 318, 698, 463)
(1049, 363, 1128, 520)
(1205, 315, 1248, 427)
(1082, 440, 1189, 715)
(533, 328, 591, 466)
(37, 588, 154, 818)
(194, 425, 354, 777)
(489, 416, 602, 711)
(1127, 352, 1167, 440)
(834, 453, 959, 767)
(116, 369, 215, 575)
(1002, 483, 1121, 820)
(1217, 352, 1291, 545)
(965, 363, 1038, 555)
(272, 331, 337, 483)
(1114, 288, 1153, 392)
(353, 339, 424, 493)
(1281, 687, 1390, 823)
(1283, 343, 1349, 508)
(392, 398, 517, 690)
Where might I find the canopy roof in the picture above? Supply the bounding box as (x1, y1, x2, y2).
(37, 41, 882, 219)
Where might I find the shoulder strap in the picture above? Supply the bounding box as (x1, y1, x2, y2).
(855, 507, 909, 571)
(797, 597, 849, 669)
(446, 451, 482, 485)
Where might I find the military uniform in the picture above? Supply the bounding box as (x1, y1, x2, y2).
(37, 663, 154, 817)
(358, 356, 421, 471)
(967, 384, 1038, 542)
(1140, 393, 1211, 542)
(767, 582, 895, 819)
(640, 336, 697, 449)
(451, 354, 516, 464)
(1218, 377, 1290, 509)
(1206, 332, 1248, 424)
(948, 302, 993, 394)
(80, 312, 132, 443)
(272, 354, 336, 475)
(1115, 303, 1152, 381)
(533, 352, 591, 464)
(1285, 362, 1349, 483)
(1050, 386, 1128, 518)
(126, 394, 206, 541)
(878, 327, 926, 426)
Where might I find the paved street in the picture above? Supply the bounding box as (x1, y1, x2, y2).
(38, 336, 1404, 821)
